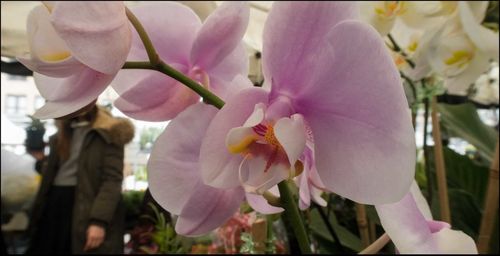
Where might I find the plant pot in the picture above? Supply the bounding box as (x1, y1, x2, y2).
(25, 127, 45, 150)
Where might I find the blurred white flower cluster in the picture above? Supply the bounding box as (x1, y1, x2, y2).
(361, 1, 499, 104)
(1, 149, 40, 213)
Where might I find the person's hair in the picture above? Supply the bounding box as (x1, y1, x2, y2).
(56, 105, 98, 162)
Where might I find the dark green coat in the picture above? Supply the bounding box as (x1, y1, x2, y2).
(29, 108, 135, 254)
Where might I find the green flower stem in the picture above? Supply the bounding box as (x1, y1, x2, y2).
(124, 8, 224, 109)
(125, 7, 159, 65)
(156, 60, 225, 109)
(263, 191, 282, 208)
(387, 33, 416, 69)
(278, 181, 312, 254)
(123, 61, 225, 109)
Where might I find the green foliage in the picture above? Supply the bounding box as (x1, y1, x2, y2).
(438, 103, 498, 164)
(408, 80, 446, 113)
(430, 189, 482, 239)
(26, 115, 45, 130)
(134, 165, 148, 182)
(483, 1, 499, 31)
(309, 207, 362, 253)
(443, 148, 489, 203)
(239, 232, 256, 254)
(145, 202, 191, 254)
(122, 190, 146, 218)
(427, 146, 489, 204)
(426, 146, 495, 248)
(139, 127, 163, 150)
(421, 101, 499, 253)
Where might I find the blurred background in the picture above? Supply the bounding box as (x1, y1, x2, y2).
(1, 1, 498, 254)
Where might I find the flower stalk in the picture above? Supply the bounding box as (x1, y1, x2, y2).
(431, 96, 451, 222)
(477, 140, 499, 253)
(277, 181, 312, 254)
(125, 7, 159, 65)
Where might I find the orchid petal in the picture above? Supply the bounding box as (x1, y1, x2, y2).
(113, 67, 200, 121)
(298, 21, 415, 204)
(274, 114, 307, 171)
(19, 5, 83, 77)
(298, 172, 311, 210)
(32, 68, 113, 119)
(200, 87, 269, 189)
(359, 1, 396, 36)
(311, 186, 327, 207)
(148, 103, 217, 215)
(207, 42, 249, 82)
(239, 155, 289, 194)
(175, 183, 244, 236)
(376, 193, 436, 253)
(459, 1, 499, 61)
(51, 2, 131, 74)
(262, 2, 358, 96)
(246, 190, 283, 214)
(445, 52, 491, 95)
(431, 228, 478, 254)
(226, 127, 256, 154)
(128, 2, 201, 65)
(308, 166, 326, 190)
(17, 55, 84, 78)
(210, 74, 254, 104)
(466, 1, 489, 23)
(410, 181, 433, 220)
(243, 103, 266, 127)
(190, 2, 249, 71)
(376, 190, 477, 253)
(428, 220, 451, 232)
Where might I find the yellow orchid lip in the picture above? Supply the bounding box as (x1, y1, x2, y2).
(444, 50, 473, 66)
(407, 41, 418, 53)
(41, 51, 71, 62)
(375, 1, 405, 18)
(227, 134, 257, 154)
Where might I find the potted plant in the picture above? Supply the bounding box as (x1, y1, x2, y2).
(24, 115, 46, 151)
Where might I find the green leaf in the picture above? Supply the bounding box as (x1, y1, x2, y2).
(427, 146, 489, 205)
(365, 205, 381, 225)
(431, 189, 482, 239)
(437, 103, 498, 163)
(309, 208, 362, 252)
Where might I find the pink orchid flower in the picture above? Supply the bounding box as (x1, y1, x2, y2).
(17, 2, 131, 119)
(147, 76, 253, 236)
(111, 2, 249, 121)
(376, 181, 477, 253)
(148, 75, 288, 236)
(199, 2, 416, 205)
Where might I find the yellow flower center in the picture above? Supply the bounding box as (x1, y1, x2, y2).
(41, 51, 71, 62)
(407, 41, 418, 53)
(264, 125, 281, 148)
(228, 135, 257, 154)
(375, 1, 405, 18)
(444, 50, 473, 67)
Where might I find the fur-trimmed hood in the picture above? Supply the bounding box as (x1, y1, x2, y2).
(91, 107, 135, 145)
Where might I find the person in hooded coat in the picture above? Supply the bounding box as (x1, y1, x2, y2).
(27, 103, 134, 254)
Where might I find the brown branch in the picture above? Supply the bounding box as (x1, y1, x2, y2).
(477, 140, 499, 253)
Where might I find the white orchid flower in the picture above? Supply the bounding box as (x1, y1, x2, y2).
(360, 1, 457, 36)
